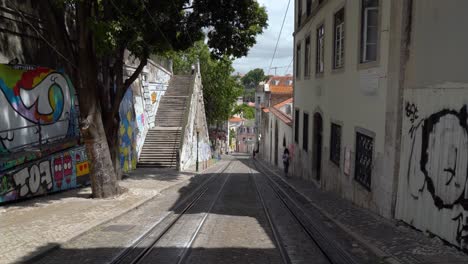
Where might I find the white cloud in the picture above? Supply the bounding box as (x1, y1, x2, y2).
(233, 0, 294, 75)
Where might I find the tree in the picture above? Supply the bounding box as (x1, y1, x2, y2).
(53, 0, 268, 198)
(169, 41, 243, 126)
(232, 104, 255, 120)
(241, 68, 268, 90)
(229, 128, 236, 146)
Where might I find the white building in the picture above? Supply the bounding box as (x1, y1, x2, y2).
(294, 0, 468, 248)
(261, 98, 294, 172)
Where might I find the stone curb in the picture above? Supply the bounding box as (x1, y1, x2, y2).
(21, 161, 223, 264)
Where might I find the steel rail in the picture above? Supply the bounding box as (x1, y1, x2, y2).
(249, 163, 292, 264)
(175, 162, 234, 264)
(109, 160, 233, 264)
(253, 160, 359, 264)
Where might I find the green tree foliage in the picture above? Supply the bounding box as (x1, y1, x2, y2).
(169, 41, 243, 126)
(231, 104, 255, 120)
(241, 68, 268, 89)
(240, 68, 269, 102)
(229, 128, 236, 146)
(51, 0, 268, 198)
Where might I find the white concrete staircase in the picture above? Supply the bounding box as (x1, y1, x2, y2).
(138, 75, 192, 168)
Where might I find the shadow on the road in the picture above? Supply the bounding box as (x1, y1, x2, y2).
(25, 243, 282, 264)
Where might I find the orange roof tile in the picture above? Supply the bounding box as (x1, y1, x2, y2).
(274, 98, 293, 108)
(270, 107, 292, 126)
(270, 85, 293, 94)
(229, 117, 243, 122)
(267, 76, 293, 86)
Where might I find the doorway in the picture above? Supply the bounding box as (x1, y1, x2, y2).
(313, 113, 323, 181)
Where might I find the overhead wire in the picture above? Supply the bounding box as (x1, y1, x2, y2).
(284, 58, 293, 75)
(267, 0, 291, 76)
(6, 0, 77, 69)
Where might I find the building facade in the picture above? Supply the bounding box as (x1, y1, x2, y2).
(294, 0, 468, 248)
(261, 98, 294, 171)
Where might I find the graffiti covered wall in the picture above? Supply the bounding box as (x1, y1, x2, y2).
(0, 64, 79, 153)
(0, 145, 90, 203)
(396, 89, 468, 248)
(119, 88, 137, 172)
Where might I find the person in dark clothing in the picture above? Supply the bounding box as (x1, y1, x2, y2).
(282, 148, 290, 177)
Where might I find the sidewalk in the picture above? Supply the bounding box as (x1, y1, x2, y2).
(0, 164, 221, 264)
(256, 159, 468, 264)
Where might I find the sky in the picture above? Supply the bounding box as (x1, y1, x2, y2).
(232, 0, 294, 76)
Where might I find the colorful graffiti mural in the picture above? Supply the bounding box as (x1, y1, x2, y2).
(0, 145, 90, 204)
(396, 89, 468, 249)
(0, 64, 79, 154)
(119, 88, 138, 172)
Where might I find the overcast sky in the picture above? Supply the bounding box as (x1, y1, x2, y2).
(232, 0, 294, 76)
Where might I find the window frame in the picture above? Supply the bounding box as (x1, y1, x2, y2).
(333, 8, 345, 69)
(303, 112, 309, 151)
(304, 35, 311, 78)
(354, 128, 375, 191)
(316, 24, 325, 75)
(294, 109, 300, 143)
(297, 0, 303, 27)
(359, 0, 379, 64)
(296, 43, 302, 79)
(329, 122, 342, 166)
(306, 0, 312, 16)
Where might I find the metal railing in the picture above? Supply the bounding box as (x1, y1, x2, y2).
(0, 118, 77, 153)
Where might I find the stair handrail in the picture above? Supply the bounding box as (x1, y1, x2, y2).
(177, 64, 199, 170)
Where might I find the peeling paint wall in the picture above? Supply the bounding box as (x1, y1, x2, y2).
(395, 0, 468, 249)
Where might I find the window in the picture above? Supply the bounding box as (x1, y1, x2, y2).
(297, 0, 302, 26)
(330, 123, 341, 166)
(334, 8, 345, 69)
(306, 0, 312, 16)
(304, 36, 311, 77)
(303, 113, 309, 151)
(316, 24, 325, 74)
(360, 0, 379, 63)
(296, 44, 301, 78)
(295, 109, 300, 143)
(355, 132, 373, 190)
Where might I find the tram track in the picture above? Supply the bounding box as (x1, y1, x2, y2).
(251, 159, 360, 264)
(109, 160, 234, 264)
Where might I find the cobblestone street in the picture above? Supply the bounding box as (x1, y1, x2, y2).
(2, 155, 467, 264)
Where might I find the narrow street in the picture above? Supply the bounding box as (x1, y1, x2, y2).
(27, 155, 369, 264)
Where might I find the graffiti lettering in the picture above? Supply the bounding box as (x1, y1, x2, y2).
(0, 64, 78, 153)
(0, 146, 90, 203)
(13, 161, 52, 197)
(398, 101, 468, 247)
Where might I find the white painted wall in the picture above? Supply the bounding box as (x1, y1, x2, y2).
(395, 0, 468, 249)
(262, 112, 293, 172)
(293, 0, 395, 216)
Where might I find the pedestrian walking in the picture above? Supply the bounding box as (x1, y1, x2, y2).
(282, 148, 290, 177)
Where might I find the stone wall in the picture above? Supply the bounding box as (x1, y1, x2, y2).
(179, 66, 211, 171)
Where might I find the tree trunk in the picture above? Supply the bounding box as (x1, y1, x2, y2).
(77, 1, 120, 198)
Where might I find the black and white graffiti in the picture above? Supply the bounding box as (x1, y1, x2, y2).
(403, 102, 468, 244)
